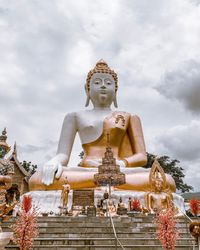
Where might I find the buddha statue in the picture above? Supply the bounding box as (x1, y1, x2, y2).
(60, 178, 70, 213)
(107, 199, 116, 216)
(29, 60, 176, 192)
(145, 160, 173, 214)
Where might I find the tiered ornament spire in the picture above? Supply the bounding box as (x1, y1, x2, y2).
(0, 128, 11, 153)
(94, 133, 126, 187)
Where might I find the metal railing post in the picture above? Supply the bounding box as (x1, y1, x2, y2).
(106, 200, 125, 250)
(199, 237, 200, 250)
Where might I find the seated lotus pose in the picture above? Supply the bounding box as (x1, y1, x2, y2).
(29, 60, 176, 192)
(145, 160, 173, 213)
(146, 174, 172, 213)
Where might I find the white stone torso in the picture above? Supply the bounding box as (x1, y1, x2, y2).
(75, 109, 113, 144)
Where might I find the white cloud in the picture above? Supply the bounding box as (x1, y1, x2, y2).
(153, 120, 200, 191)
(157, 60, 200, 113)
(0, 0, 200, 191)
(155, 120, 200, 161)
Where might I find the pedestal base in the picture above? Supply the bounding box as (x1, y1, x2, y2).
(23, 189, 185, 215)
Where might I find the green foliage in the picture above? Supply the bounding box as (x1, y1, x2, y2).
(144, 153, 193, 193)
(20, 161, 37, 176)
(79, 151, 84, 159)
(78, 151, 84, 166)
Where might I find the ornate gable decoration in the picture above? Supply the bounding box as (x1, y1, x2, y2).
(149, 159, 167, 192)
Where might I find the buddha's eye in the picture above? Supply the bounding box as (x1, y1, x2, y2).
(93, 78, 101, 85)
(105, 79, 112, 85)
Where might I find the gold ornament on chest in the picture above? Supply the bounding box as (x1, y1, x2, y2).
(115, 115, 125, 127)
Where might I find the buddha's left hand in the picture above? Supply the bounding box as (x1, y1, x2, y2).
(116, 160, 126, 168)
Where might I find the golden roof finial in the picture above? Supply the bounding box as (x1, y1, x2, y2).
(13, 141, 17, 156)
(0, 127, 11, 153)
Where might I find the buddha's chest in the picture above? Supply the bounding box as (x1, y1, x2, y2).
(152, 193, 167, 204)
(76, 111, 129, 144)
(77, 112, 107, 133)
(77, 111, 128, 131)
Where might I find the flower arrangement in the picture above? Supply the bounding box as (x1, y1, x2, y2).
(155, 207, 179, 250)
(189, 199, 199, 217)
(131, 198, 141, 211)
(12, 195, 38, 250)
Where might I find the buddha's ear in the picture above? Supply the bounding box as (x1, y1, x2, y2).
(85, 95, 90, 107)
(85, 85, 90, 107)
(113, 93, 118, 108)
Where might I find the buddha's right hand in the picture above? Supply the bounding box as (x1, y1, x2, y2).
(41, 153, 67, 186)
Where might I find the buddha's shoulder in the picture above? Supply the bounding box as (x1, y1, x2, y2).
(63, 110, 91, 120)
(115, 111, 141, 120)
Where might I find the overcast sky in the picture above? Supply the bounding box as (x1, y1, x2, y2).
(0, 0, 200, 191)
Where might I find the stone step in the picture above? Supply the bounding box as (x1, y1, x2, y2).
(2, 226, 191, 234)
(2, 216, 195, 250)
(6, 227, 186, 234)
(31, 237, 195, 245)
(27, 232, 193, 238)
(5, 244, 197, 250)
(2, 220, 191, 226)
(2, 229, 192, 239)
(2, 215, 190, 223)
(2, 221, 191, 228)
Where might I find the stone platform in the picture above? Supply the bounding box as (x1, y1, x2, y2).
(24, 190, 185, 215)
(2, 215, 196, 249)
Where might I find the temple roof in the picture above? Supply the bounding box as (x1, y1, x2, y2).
(8, 143, 30, 178)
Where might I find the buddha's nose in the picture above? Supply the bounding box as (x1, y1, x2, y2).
(101, 81, 106, 89)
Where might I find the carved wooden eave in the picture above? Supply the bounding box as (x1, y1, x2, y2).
(8, 152, 30, 182)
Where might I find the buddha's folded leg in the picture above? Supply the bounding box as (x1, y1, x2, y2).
(29, 167, 176, 192)
(118, 169, 176, 192)
(29, 167, 98, 191)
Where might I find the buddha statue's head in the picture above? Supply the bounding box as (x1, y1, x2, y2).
(85, 60, 118, 108)
(149, 159, 169, 193)
(152, 171, 164, 193)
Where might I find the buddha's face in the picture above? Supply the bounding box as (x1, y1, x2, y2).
(154, 179, 163, 192)
(89, 73, 116, 108)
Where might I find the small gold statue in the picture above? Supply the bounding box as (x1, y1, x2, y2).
(145, 160, 173, 214)
(189, 221, 200, 246)
(60, 178, 70, 214)
(107, 199, 116, 216)
(118, 197, 125, 209)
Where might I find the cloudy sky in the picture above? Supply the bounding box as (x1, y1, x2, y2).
(0, 0, 200, 191)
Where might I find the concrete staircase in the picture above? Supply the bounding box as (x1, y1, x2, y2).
(1, 215, 197, 250)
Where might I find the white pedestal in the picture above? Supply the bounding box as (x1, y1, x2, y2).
(24, 189, 185, 215)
